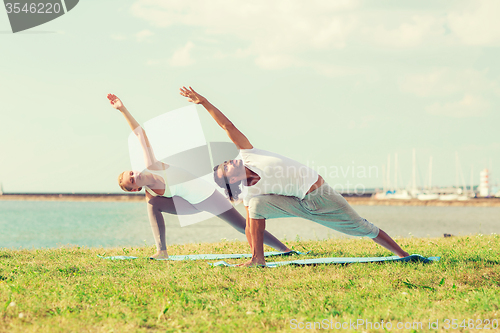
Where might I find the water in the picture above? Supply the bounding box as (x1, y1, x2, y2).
(0, 200, 498, 249)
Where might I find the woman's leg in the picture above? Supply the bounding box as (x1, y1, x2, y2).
(146, 195, 200, 253)
(193, 191, 290, 252)
(372, 229, 409, 258)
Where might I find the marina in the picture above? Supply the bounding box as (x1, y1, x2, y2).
(372, 149, 499, 202)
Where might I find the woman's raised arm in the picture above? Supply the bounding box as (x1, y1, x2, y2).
(107, 93, 159, 167)
(179, 87, 253, 150)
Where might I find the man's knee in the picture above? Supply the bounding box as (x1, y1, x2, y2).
(250, 218, 266, 231)
(248, 195, 275, 208)
(248, 196, 274, 219)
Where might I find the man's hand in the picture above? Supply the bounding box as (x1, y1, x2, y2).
(181, 86, 253, 149)
(179, 86, 207, 104)
(107, 93, 125, 111)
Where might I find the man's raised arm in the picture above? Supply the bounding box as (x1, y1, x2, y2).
(179, 86, 253, 150)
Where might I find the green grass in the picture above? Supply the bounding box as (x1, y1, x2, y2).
(0, 235, 499, 332)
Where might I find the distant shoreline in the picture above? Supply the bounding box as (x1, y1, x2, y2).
(345, 196, 500, 207)
(1, 193, 499, 206)
(0, 193, 144, 202)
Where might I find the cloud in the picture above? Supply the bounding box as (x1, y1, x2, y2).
(426, 94, 490, 118)
(135, 29, 154, 42)
(400, 68, 499, 117)
(448, 0, 500, 46)
(254, 54, 298, 70)
(130, 0, 359, 70)
(129, 0, 500, 73)
(348, 115, 375, 129)
(146, 59, 163, 66)
(110, 34, 127, 41)
(361, 1, 500, 48)
(169, 41, 195, 67)
(364, 15, 445, 48)
(400, 68, 472, 97)
(310, 62, 364, 77)
(463, 142, 500, 152)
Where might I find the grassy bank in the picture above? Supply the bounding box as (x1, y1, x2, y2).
(0, 235, 499, 332)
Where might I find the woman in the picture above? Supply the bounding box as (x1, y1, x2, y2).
(107, 94, 290, 259)
(179, 87, 409, 267)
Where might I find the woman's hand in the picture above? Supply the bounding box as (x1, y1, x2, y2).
(107, 93, 125, 111)
(179, 86, 207, 104)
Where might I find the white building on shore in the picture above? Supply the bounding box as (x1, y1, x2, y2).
(479, 169, 491, 197)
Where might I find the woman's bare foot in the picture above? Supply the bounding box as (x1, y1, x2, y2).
(150, 250, 169, 260)
(236, 258, 267, 267)
(399, 251, 410, 258)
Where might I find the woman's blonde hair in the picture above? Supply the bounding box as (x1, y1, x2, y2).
(117, 172, 131, 192)
(118, 171, 143, 192)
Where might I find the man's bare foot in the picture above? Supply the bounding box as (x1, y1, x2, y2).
(150, 250, 169, 260)
(236, 258, 266, 267)
(236, 259, 252, 267)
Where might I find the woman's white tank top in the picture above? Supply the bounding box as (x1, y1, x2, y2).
(144, 164, 215, 205)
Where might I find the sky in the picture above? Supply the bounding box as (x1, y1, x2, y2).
(0, 0, 499, 194)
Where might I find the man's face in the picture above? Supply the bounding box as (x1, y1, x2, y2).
(217, 159, 242, 184)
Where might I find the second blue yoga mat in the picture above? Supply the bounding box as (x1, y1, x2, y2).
(210, 254, 440, 268)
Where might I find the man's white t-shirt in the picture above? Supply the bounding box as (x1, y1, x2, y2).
(239, 148, 319, 206)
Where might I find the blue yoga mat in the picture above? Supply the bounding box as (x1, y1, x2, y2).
(97, 255, 139, 260)
(167, 250, 307, 261)
(98, 250, 306, 261)
(210, 254, 440, 268)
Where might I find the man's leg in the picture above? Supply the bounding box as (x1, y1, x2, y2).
(237, 217, 266, 267)
(300, 184, 409, 257)
(245, 195, 299, 266)
(247, 189, 409, 258)
(245, 220, 253, 252)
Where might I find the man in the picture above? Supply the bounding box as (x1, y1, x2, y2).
(180, 86, 409, 267)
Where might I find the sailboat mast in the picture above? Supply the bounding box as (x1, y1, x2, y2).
(470, 166, 474, 196)
(387, 154, 391, 191)
(382, 164, 386, 193)
(429, 156, 433, 190)
(412, 149, 416, 191)
(459, 157, 467, 194)
(394, 153, 398, 191)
